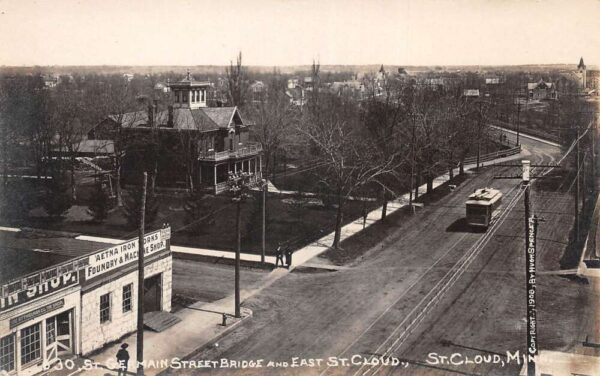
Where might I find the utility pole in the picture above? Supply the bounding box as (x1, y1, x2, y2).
(235, 196, 241, 318)
(476, 101, 483, 170)
(409, 111, 417, 206)
(593, 126, 597, 194)
(516, 98, 521, 146)
(228, 171, 248, 318)
(136, 172, 147, 376)
(575, 126, 580, 242)
(261, 181, 266, 264)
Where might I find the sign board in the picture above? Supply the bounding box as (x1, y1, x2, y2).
(85, 231, 167, 280)
(0, 273, 78, 313)
(526, 216, 538, 358)
(10, 299, 65, 329)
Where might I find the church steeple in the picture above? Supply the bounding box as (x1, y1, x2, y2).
(578, 57, 587, 89)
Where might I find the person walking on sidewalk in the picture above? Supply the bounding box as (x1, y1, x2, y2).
(285, 249, 293, 269)
(116, 343, 130, 376)
(275, 244, 285, 268)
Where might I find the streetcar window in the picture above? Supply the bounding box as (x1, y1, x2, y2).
(466, 205, 488, 215)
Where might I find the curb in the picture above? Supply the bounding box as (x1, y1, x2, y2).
(156, 307, 253, 375)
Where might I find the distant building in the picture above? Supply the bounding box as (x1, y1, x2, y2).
(287, 78, 299, 89)
(42, 74, 59, 88)
(249, 80, 266, 102)
(154, 81, 170, 93)
(485, 77, 501, 85)
(463, 89, 480, 98)
(123, 73, 134, 82)
(285, 86, 305, 106)
(527, 79, 557, 100)
(578, 57, 586, 89)
(329, 80, 365, 99)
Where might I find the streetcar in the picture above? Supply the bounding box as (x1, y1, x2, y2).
(465, 187, 503, 229)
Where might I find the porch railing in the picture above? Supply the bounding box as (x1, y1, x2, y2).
(199, 142, 263, 161)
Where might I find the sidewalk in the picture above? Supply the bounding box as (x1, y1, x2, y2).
(47, 300, 253, 376)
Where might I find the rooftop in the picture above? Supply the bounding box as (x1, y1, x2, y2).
(0, 229, 110, 285)
(168, 70, 211, 88)
(110, 106, 245, 132)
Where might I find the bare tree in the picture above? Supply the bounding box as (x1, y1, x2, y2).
(296, 94, 398, 249)
(247, 82, 298, 181)
(97, 75, 142, 206)
(226, 51, 249, 107)
(361, 78, 409, 218)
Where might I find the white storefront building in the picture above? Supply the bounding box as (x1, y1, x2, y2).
(0, 227, 172, 375)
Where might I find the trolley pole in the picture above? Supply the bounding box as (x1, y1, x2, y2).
(136, 172, 147, 376)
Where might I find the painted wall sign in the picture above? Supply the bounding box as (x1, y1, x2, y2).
(85, 231, 166, 280)
(9, 299, 65, 328)
(0, 273, 78, 313)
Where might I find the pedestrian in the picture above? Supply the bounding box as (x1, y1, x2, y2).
(285, 249, 293, 269)
(116, 343, 130, 376)
(362, 202, 368, 229)
(275, 244, 284, 268)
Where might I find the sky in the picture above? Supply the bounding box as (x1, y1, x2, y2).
(1, 0, 599, 67)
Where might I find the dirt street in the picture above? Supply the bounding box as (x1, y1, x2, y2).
(169, 134, 591, 376)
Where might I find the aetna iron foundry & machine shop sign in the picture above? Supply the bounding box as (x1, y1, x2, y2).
(85, 231, 167, 280)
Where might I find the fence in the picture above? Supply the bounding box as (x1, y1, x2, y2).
(463, 145, 522, 165)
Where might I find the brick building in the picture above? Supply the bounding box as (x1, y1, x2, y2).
(0, 227, 172, 375)
(89, 72, 263, 193)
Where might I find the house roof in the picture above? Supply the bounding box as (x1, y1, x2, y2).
(528, 79, 554, 90)
(112, 106, 244, 132)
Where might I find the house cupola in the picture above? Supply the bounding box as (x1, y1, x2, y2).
(168, 69, 212, 109)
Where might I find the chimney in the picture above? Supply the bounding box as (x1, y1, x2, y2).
(168, 105, 174, 128)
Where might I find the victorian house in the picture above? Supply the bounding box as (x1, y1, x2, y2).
(88, 72, 263, 194)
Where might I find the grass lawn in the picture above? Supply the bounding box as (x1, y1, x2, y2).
(6, 184, 379, 256)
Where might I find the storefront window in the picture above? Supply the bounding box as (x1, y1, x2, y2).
(46, 318, 56, 345)
(100, 293, 111, 323)
(123, 284, 132, 313)
(20, 323, 41, 365)
(0, 334, 15, 372)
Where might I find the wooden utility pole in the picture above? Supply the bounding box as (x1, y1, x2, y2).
(261, 182, 266, 264)
(593, 126, 597, 194)
(575, 126, 580, 242)
(235, 197, 241, 318)
(516, 98, 521, 146)
(136, 172, 147, 376)
(476, 101, 483, 170)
